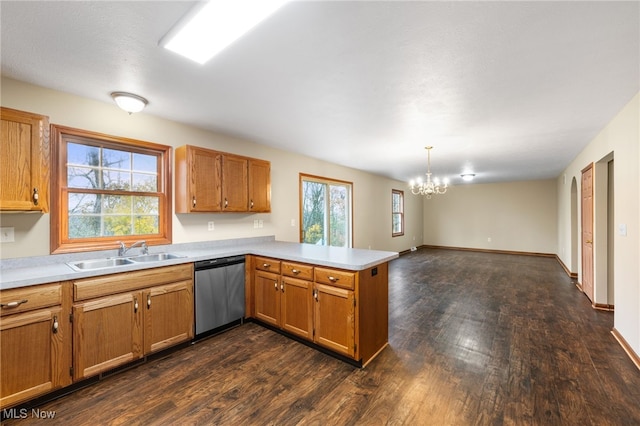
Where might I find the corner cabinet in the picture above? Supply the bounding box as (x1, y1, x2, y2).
(72, 264, 193, 381)
(248, 159, 271, 212)
(0, 107, 50, 212)
(0, 282, 72, 408)
(248, 256, 388, 366)
(175, 145, 270, 213)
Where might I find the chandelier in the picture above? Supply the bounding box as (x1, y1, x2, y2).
(409, 146, 449, 199)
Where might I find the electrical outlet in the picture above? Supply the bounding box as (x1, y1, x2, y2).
(207, 221, 214, 231)
(258, 220, 263, 228)
(619, 224, 627, 236)
(0, 227, 15, 243)
(290, 219, 295, 227)
(253, 220, 259, 229)
(487, 237, 492, 242)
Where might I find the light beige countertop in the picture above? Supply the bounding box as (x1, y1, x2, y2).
(0, 237, 399, 290)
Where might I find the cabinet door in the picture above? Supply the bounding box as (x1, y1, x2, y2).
(175, 145, 222, 213)
(73, 292, 142, 380)
(190, 146, 222, 212)
(222, 154, 248, 211)
(248, 159, 271, 212)
(0, 307, 66, 407)
(254, 270, 280, 327)
(281, 277, 313, 340)
(143, 280, 194, 354)
(0, 107, 49, 212)
(314, 284, 355, 358)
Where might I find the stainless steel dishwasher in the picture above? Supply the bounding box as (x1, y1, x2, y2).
(194, 255, 245, 339)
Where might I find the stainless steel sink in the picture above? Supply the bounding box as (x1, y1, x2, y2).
(128, 253, 185, 263)
(67, 252, 185, 272)
(68, 257, 135, 271)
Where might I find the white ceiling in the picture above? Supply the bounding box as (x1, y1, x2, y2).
(1, 1, 638, 185)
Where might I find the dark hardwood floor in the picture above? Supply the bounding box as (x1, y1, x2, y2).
(4, 248, 640, 425)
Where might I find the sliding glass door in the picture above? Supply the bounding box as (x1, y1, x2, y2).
(299, 174, 352, 248)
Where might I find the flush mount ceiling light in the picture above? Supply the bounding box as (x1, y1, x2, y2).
(111, 92, 148, 114)
(160, 0, 290, 64)
(461, 173, 476, 182)
(409, 146, 449, 199)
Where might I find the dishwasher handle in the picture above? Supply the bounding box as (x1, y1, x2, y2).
(194, 256, 246, 270)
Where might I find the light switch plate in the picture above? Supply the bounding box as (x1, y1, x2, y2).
(0, 227, 15, 243)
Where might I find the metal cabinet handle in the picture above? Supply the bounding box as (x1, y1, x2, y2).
(147, 294, 151, 309)
(328, 276, 339, 282)
(134, 297, 139, 313)
(263, 263, 270, 268)
(52, 315, 59, 334)
(224, 198, 228, 208)
(313, 289, 318, 301)
(281, 283, 284, 293)
(292, 269, 300, 275)
(1, 299, 28, 309)
(33, 188, 39, 205)
(274, 281, 278, 290)
(192, 196, 196, 208)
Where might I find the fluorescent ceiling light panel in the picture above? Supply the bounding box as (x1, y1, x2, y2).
(161, 0, 289, 64)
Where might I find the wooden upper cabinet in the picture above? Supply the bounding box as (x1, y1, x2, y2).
(175, 145, 270, 213)
(175, 145, 222, 213)
(248, 159, 271, 212)
(222, 154, 248, 212)
(0, 107, 50, 212)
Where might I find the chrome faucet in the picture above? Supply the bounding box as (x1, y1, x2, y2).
(117, 240, 148, 257)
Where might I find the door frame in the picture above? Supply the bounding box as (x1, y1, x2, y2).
(581, 163, 594, 303)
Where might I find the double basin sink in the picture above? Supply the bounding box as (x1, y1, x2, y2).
(67, 253, 185, 272)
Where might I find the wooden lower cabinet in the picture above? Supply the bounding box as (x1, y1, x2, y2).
(281, 276, 313, 340)
(254, 263, 314, 340)
(314, 283, 355, 357)
(72, 264, 193, 381)
(73, 292, 143, 380)
(254, 269, 280, 327)
(143, 281, 193, 354)
(0, 282, 72, 408)
(248, 256, 383, 365)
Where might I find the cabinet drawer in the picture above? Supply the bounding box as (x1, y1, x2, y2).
(314, 267, 355, 290)
(0, 283, 62, 316)
(74, 264, 193, 301)
(281, 261, 313, 280)
(254, 256, 281, 274)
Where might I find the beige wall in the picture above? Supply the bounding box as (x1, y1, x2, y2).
(2, 77, 638, 361)
(422, 180, 558, 254)
(0, 77, 423, 258)
(556, 92, 640, 357)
